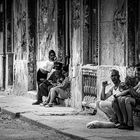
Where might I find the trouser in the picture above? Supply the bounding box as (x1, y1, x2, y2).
(96, 100, 117, 122)
(118, 96, 135, 126)
(37, 82, 53, 102)
(112, 97, 123, 124)
(37, 69, 48, 86)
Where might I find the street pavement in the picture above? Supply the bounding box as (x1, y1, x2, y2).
(0, 93, 140, 140)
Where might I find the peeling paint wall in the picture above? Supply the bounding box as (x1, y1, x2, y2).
(0, 55, 3, 88)
(100, 0, 126, 66)
(0, 20, 3, 88)
(13, 0, 29, 95)
(27, 0, 37, 90)
(70, 0, 83, 109)
(71, 29, 83, 109)
(13, 61, 28, 95)
(37, 0, 57, 64)
(12, 0, 38, 94)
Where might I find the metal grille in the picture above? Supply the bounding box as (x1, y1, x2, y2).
(82, 68, 97, 97)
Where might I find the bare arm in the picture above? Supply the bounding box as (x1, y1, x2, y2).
(115, 89, 130, 97)
(55, 77, 70, 89)
(100, 86, 106, 100)
(133, 81, 140, 90)
(100, 82, 113, 100)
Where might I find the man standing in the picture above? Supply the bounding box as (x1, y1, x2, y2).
(96, 69, 121, 123)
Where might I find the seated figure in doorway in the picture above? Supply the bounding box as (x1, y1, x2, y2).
(32, 61, 63, 105)
(41, 65, 71, 107)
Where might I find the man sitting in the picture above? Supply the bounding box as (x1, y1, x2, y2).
(96, 69, 121, 123)
(32, 61, 63, 105)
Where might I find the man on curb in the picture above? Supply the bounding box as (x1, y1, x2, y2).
(96, 69, 121, 124)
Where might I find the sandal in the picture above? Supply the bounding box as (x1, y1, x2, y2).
(45, 103, 53, 107)
(40, 101, 48, 106)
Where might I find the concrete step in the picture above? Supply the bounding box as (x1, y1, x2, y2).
(25, 90, 37, 100)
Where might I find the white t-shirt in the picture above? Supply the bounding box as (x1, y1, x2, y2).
(39, 60, 54, 72)
(107, 87, 120, 102)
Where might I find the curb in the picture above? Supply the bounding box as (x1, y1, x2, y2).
(1, 107, 88, 140)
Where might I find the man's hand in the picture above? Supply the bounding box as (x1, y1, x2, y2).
(102, 81, 108, 87)
(137, 81, 140, 87)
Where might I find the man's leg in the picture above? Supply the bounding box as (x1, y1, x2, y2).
(45, 87, 66, 107)
(32, 85, 43, 105)
(112, 97, 123, 124)
(97, 100, 117, 122)
(32, 82, 50, 105)
(118, 96, 135, 130)
(118, 96, 127, 125)
(125, 97, 135, 127)
(45, 87, 58, 106)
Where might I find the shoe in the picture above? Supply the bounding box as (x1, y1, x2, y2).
(118, 124, 134, 130)
(40, 102, 48, 106)
(115, 123, 121, 128)
(127, 126, 134, 130)
(32, 101, 42, 105)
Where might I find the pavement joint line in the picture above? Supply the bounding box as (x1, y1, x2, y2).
(1, 107, 88, 140)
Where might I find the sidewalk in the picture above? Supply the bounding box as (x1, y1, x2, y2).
(0, 93, 140, 140)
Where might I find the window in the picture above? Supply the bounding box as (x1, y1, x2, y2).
(128, 0, 140, 66)
(83, 0, 98, 65)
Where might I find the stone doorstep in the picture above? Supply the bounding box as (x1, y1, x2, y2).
(26, 90, 71, 107)
(26, 90, 37, 100)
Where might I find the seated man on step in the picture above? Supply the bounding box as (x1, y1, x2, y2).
(32, 61, 63, 105)
(96, 69, 122, 124)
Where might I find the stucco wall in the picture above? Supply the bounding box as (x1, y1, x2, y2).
(70, 29, 83, 109)
(0, 56, 3, 88)
(100, 0, 126, 66)
(37, 0, 57, 62)
(0, 32, 3, 88)
(13, 0, 29, 95)
(13, 61, 28, 95)
(69, 0, 83, 109)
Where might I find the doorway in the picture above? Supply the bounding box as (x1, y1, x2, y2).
(57, 0, 70, 65)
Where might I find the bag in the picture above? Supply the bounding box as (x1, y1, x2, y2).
(86, 120, 116, 129)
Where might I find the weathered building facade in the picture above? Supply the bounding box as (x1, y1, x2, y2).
(0, 0, 140, 109)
